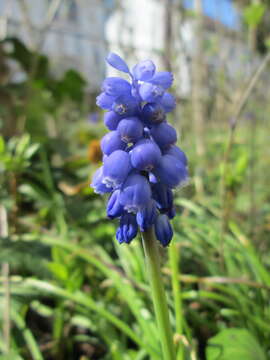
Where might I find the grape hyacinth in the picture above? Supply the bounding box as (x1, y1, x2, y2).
(91, 53, 188, 247)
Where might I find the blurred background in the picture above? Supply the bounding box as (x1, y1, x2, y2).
(1, 0, 270, 359)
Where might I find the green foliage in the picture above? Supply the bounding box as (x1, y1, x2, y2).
(243, 3, 266, 28)
(1, 32, 270, 360)
(0, 134, 39, 173)
(221, 144, 249, 192)
(0, 37, 87, 138)
(206, 328, 266, 360)
(0, 237, 50, 277)
(52, 69, 87, 102)
(3, 37, 48, 77)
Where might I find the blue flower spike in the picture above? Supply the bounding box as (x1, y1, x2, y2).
(91, 54, 188, 247)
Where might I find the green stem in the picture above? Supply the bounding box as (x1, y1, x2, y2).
(169, 242, 184, 360)
(141, 228, 176, 360)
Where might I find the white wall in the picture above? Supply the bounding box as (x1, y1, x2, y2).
(1, 0, 259, 96)
(105, 0, 191, 95)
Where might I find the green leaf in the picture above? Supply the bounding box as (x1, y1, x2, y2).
(15, 134, 31, 156)
(0, 353, 23, 360)
(11, 309, 44, 360)
(24, 143, 40, 159)
(206, 328, 266, 360)
(243, 3, 265, 28)
(0, 136, 5, 154)
(47, 262, 69, 282)
(265, 37, 270, 49)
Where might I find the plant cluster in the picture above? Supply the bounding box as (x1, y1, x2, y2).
(92, 54, 188, 246)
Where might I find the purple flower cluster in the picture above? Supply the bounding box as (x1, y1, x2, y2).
(91, 53, 188, 246)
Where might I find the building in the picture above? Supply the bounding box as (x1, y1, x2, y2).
(0, 0, 256, 96)
(0, 0, 113, 90)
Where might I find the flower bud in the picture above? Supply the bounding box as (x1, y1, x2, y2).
(96, 92, 115, 110)
(130, 139, 162, 171)
(160, 92, 176, 113)
(136, 199, 158, 232)
(149, 71, 173, 89)
(104, 111, 122, 130)
(116, 213, 138, 244)
(139, 83, 164, 103)
(119, 173, 151, 213)
(91, 167, 112, 194)
(164, 145, 188, 167)
(101, 131, 126, 155)
(152, 183, 173, 210)
(154, 155, 188, 188)
(106, 53, 130, 73)
(132, 60, 156, 81)
(102, 77, 131, 97)
(103, 150, 131, 188)
(155, 214, 173, 247)
(107, 190, 124, 218)
(150, 122, 177, 149)
(113, 94, 138, 116)
(141, 103, 165, 127)
(117, 117, 144, 143)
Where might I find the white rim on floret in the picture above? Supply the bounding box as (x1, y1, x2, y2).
(174, 173, 190, 193)
(152, 86, 163, 97)
(102, 176, 119, 189)
(115, 104, 127, 114)
(125, 205, 139, 214)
